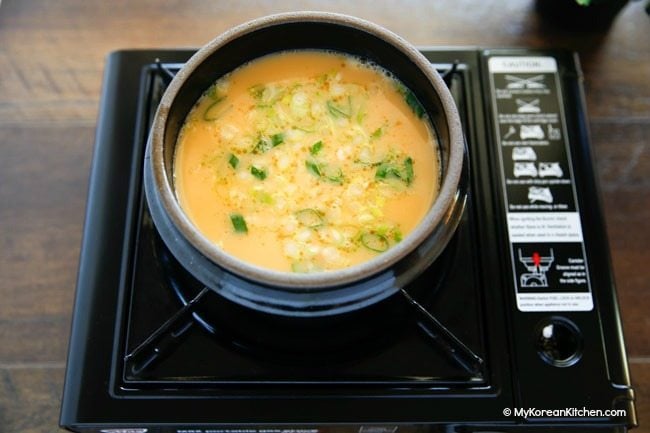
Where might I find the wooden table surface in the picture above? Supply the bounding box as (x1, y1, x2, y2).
(0, 0, 648, 431)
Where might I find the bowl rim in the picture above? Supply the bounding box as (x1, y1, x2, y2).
(149, 11, 464, 289)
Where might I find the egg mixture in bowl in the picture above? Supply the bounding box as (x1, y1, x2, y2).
(174, 50, 440, 273)
(144, 12, 466, 315)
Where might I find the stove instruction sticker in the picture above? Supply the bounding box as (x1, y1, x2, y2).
(488, 56, 593, 312)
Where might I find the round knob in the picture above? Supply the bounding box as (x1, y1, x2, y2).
(535, 317, 582, 367)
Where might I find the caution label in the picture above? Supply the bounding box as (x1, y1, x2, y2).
(487, 56, 593, 312)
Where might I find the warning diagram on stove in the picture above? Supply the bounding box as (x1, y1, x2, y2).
(488, 56, 593, 312)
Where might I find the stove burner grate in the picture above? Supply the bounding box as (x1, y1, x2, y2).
(120, 59, 487, 388)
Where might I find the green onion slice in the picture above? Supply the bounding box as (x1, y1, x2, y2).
(404, 157, 414, 185)
(322, 165, 343, 184)
(326, 100, 351, 119)
(404, 90, 425, 118)
(370, 127, 383, 140)
(295, 208, 325, 229)
(393, 228, 403, 242)
(230, 213, 248, 234)
(375, 156, 414, 185)
(305, 159, 343, 184)
(248, 84, 265, 99)
(310, 140, 324, 155)
(203, 97, 229, 121)
(250, 165, 267, 180)
(253, 137, 271, 154)
(291, 261, 321, 273)
(228, 153, 239, 169)
(253, 132, 285, 154)
(252, 190, 274, 204)
(271, 132, 285, 146)
(305, 159, 322, 177)
(360, 231, 390, 253)
(375, 162, 402, 180)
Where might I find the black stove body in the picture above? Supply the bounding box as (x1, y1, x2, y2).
(60, 48, 636, 432)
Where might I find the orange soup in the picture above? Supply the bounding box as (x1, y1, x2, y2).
(174, 50, 440, 273)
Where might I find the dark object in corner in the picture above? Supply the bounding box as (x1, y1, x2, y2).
(536, 0, 629, 31)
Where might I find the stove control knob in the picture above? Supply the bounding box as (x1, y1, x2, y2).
(535, 317, 582, 367)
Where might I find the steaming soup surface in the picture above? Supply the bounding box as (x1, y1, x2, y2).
(174, 50, 440, 273)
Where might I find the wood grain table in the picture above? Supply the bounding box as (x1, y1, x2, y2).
(0, 1, 648, 431)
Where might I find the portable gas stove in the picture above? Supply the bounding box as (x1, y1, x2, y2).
(59, 48, 637, 432)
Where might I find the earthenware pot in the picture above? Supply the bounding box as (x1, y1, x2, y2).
(144, 11, 467, 316)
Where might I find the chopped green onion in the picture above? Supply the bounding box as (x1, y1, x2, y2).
(326, 100, 351, 118)
(404, 90, 425, 119)
(310, 140, 324, 155)
(404, 157, 414, 185)
(375, 162, 402, 180)
(271, 133, 285, 146)
(375, 156, 414, 185)
(305, 159, 322, 177)
(248, 84, 265, 99)
(356, 103, 367, 124)
(305, 159, 343, 184)
(375, 225, 403, 243)
(250, 165, 267, 180)
(253, 133, 284, 154)
(230, 213, 248, 234)
(253, 137, 271, 154)
(291, 261, 320, 273)
(360, 232, 390, 253)
(295, 208, 325, 228)
(228, 153, 239, 169)
(370, 127, 383, 140)
(252, 190, 274, 204)
(206, 84, 220, 100)
(374, 225, 390, 236)
(203, 97, 228, 121)
(322, 165, 343, 184)
(249, 84, 284, 106)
